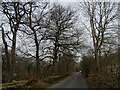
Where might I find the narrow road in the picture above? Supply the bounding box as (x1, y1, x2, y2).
(48, 72, 88, 89)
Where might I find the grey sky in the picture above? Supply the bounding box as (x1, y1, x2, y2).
(0, 0, 118, 62)
(50, 0, 120, 2)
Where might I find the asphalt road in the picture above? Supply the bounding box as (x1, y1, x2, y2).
(48, 72, 88, 88)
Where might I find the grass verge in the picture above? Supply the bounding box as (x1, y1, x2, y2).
(1, 74, 71, 89)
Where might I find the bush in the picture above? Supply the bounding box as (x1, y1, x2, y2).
(25, 74, 38, 86)
(80, 56, 95, 77)
(87, 65, 120, 88)
(26, 81, 48, 88)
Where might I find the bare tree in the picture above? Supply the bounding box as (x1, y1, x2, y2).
(0, 25, 11, 82)
(1, 2, 26, 81)
(80, 2, 118, 70)
(44, 3, 83, 74)
(20, 1, 49, 78)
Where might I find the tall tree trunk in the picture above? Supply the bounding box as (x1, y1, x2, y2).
(90, 16, 100, 71)
(1, 27, 11, 82)
(10, 30, 17, 81)
(53, 37, 59, 75)
(36, 46, 40, 78)
(33, 30, 40, 78)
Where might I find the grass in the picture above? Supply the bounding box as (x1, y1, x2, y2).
(2, 80, 27, 89)
(1, 74, 71, 89)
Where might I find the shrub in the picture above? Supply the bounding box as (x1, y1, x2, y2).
(87, 65, 120, 88)
(26, 81, 48, 88)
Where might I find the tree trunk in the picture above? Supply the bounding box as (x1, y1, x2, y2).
(1, 27, 11, 82)
(33, 30, 40, 79)
(36, 48, 40, 78)
(90, 16, 100, 71)
(10, 31, 17, 81)
(53, 35, 59, 75)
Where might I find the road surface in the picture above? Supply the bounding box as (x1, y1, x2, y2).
(48, 72, 88, 88)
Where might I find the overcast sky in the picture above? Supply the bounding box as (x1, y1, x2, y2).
(49, 0, 119, 2)
(0, 0, 118, 62)
(50, 0, 77, 2)
(0, 0, 92, 62)
(1, 0, 119, 2)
